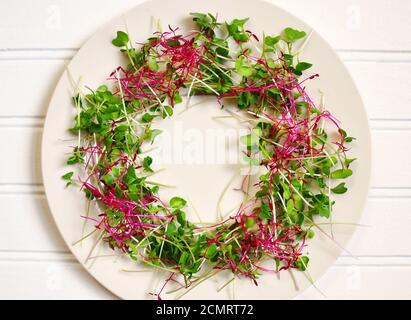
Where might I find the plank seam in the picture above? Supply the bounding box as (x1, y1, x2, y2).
(2, 251, 411, 267)
(1, 118, 411, 129)
(0, 185, 410, 196)
(1, 49, 411, 62)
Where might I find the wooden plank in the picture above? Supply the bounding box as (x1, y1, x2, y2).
(298, 264, 411, 299)
(273, 0, 411, 51)
(0, 259, 114, 299)
(344, 198, 411, 256)
(1, 195, 410, 256)
(0, 0, 140, 49)
(0, 60, 66, 117)
(0, 0, 409, 51)
(2, 60, 411, 119)
(0, 128, 43, 184)
(345, 62, 411, 120)
(0, 127, 408, 186)
(0, 257, 410, 299)
(370, 130, 411, 188)
(0, 194, 68, 252)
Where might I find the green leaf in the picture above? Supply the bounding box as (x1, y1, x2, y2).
(83, 188, 95, 200)
(339, 129, 356, 143)
(142, 113, 154, 123)
(162, 105, 173, 118)
(288, 210, 297, 222)
(179, 251, 190, 265)
(235, 56, 253, 77)
(205, 243, 218, 259)
(226, 18, 249, 42)
(190, 12, 218, 30)
(170, 197, 187, 209)
(62, 171, 74, 187)
(344, 158, 356, 167)
(320, 156, 337, 176)
(312, 194, 333, 218)
(142, 156, 153, 172)
(213, 37, 229, 57)
(111, 166, 121, 178)
(295, 62, 313, 71)
(190, 12, 207, 20)
(290, 67, 302, 76)
(124, 166, 137, 185)
(315, 177, 326, 188)
(330, 169, 353, 179)
(245, 218, 255, 228)
(286, 199, 297, 221)
(286, 198, 294, 210)
(295, 256, 309, 271)
(100, 105, 120, 121)
(294, 196, 304, 211)
(176, 210, 186, 226)
(151, 185, 159, 194)
(282, 53, 294, 67)
(165, 222, 177, 236)
(282, 27, 306, 43)
(62, 172, 74, 181)
(173, 91, 183, 105)
(148, 54, 158, 71)
(259, 203, 272, 220)
(264, 35, 281, 46)
(307, 230, 315, 239)
(66, 149, 84, 165)
(112, 31, 129, 47)
(331, 182, 348, 194)
(96, 85, 108, 93)
(237, 91, 258, 109)
(143, 129, 162, 143)
(104, 173, 116, 185)
(319, 206, 330, 218)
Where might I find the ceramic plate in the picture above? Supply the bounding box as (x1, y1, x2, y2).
(42, 0, 371, 299)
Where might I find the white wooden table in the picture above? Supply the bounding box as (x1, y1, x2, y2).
(1, 0, 410, 299)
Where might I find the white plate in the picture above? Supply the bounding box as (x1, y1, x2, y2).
(42, 0, 371, 299)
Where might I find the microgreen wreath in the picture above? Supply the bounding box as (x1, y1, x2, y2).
(63, 13, 356, 299)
